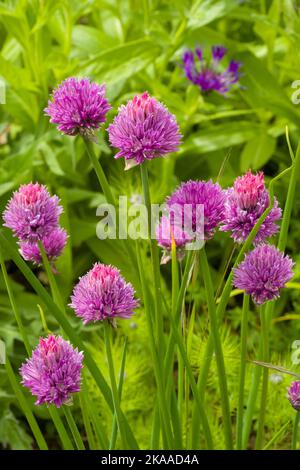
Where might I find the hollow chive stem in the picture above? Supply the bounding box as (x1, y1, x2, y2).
(0, 249, 31, 354)
(198, 247, 233, 450)
(236, 294, 250, 449)
(63, 405, 85, 450)
(255, 304, 270, 449)
(38, 241, 65, 312)
(136, 240, 174, 449)
(83, 138, 115, 206)
(103, 321, 128, 449)
(292, 412, 300, 450)
(140, 162, 164, 355)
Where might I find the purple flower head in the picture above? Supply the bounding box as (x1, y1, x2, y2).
(212, 46, 227, 62)
(182, 45, 241, 94)
(156, 214, 194, 251)
(45, 77, 111, 137)
(70, 263, 139, 324)
(3, 183, 63, 242)
(20, 335, 83, 407)
(18, 227, 67, 265)
(220, 170, 282, 245)
(108, 91, 181, 169)
(288, 381, 300, 411)
(156, 213, 195, 263)
(233, 244, 294, 305)
(234, 170, 265, 209)
(166, 180, 225, 240)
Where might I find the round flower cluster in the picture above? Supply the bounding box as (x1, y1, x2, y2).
(288, 381, 300, 412)
(156, 180, 226, 262)
(70, 262, 139, 324)
(182, 45, 241, 94)
(233, 244, 294, 305)
(221, 170, 281, 244)
(3, 183, 67, 265)
(108, 91, 181, 169)
(45, 77, 111, 137)
(20, 335, 83, 407)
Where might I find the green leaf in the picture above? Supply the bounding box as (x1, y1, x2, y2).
(181, 121, 263, 154)
(239, 51, 300, 127)
(82, 38, 161, 87)
(0, 57, 38, 92)
(240, 133, 276, 172)
(38, 142, 64, 176)
(0, 408, 33, 450)
(72, 25, 109, 54)
(188, 0, 239, 29)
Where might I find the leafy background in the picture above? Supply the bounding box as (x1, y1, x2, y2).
(0, 0, 300, 449)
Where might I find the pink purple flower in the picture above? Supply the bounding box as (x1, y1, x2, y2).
(166, 180, 225, 240)
(156, 214, 194, 251)
(45, 77, 111, 136)
(220, 171, 281, 245)
(233, 244, 294, 305)
(20, 335, 83, 407)
(108, 91, 181, 169)
(156, 214, 194, 263)
(18, 227, 67, 265)
(3, 183, 63, 242)
(288, 381, 300, 411)
(182, 45, 241, 94)
(70, 263, 139, 324)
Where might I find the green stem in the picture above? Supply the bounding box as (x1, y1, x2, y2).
(83, 372, 109, 449)
(5, 356, 48, 450)
(164, 252, 196, 444)
(263, 420, 290, 450)
(187, 303, 196, 448)
(109, 337, 128, 450)
(140, 163, 164, 356)
(83, 137, 140, 293)
(63, 405, 85, 450)
(48, 407, 74, 450)
(159, 250, 212, 449)
(242, 341, 262, 448)
(83, 138, 115, 206)
(236, 294, 250, 449)
(136, 241, 174, 449)
(171, 242, 184, 427)
(167, 290, 214, 449)
(103, 321, 128, 449)
(278, 142, 300, 251)
(0, 251, 31, 354)
(164, 251, 195, 385)
(151, 406, 160, 448)
(79, 391, 97, 450)
(255, 304, 270, 449)
(38, 241, 65, 312)
(292, 412, 300, 450)
(198, 248, 233, 450)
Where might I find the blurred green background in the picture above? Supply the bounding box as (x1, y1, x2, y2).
(0, 0, 300, 449)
